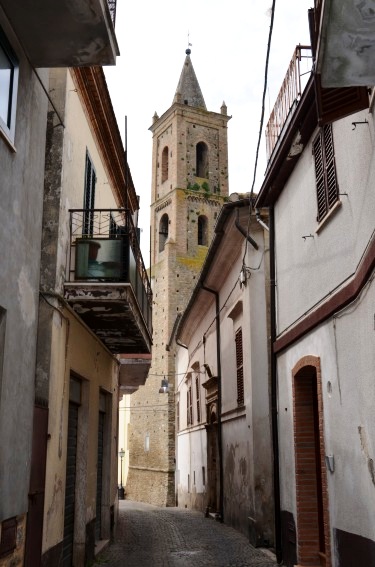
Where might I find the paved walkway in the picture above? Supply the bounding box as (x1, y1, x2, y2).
(93, 500, 277, 567)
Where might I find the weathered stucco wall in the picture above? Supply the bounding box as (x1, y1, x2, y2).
(275, 109, 374, 334)
(0, 9, 49, 526)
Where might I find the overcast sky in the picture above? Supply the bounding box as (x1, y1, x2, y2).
(104, 0, 313, 266)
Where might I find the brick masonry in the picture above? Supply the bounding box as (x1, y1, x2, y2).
(126, 93, 230, 506)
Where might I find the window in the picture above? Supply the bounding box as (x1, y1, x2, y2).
(198, 215, 208, 246)
(83, 151, 96, 236)
(235, 328, 244, 406)
(187, 384, 193, 426)
(0, 27, 19, 142)
(196, 142, 208, 178)
(313, 124, 338, 222)
(195, 375, 201, 422)
(159, 213, 169, 252)
(176, 401, 180, 432)
(161, 146, 169, 182)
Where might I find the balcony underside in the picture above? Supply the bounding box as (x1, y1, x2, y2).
(1, 0, 119, 67)
(64, 283, 152, 355)
(317, 0, 375, 87)
(119, 354, 151, 394)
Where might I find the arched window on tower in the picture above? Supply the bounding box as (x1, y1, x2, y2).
(159, 213, 169, 252)
(198, 215, 208, 246)
(196, 142, 208, 178)
(161, 146, 169, 183)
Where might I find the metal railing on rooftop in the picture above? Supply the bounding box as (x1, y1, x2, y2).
(107, 0, 117, 26)
(67, 208, 152, 333)
(265, 45, 312, 161)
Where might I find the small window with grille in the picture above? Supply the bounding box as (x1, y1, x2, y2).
(235, 328, 244, 406)
(313, 124, 339, 222)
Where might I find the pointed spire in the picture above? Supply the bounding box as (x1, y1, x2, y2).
(173, 49, 206, 110)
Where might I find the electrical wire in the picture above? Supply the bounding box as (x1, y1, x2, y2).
(242, 0, 277, 265)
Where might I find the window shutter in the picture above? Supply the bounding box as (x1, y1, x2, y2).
(313, 132, 327, 221)
(323, 124, 338, 208)
(315, 74, 369, 126)
(235, 328, 244, 406)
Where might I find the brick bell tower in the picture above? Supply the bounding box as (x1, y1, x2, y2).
(126, 48, 230, 506)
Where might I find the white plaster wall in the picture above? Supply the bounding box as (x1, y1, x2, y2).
(277, 278, 375, 547)
(275, 109, 375, 333)
(177, 428, 207, 496)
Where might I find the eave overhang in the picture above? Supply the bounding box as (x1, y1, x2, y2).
(316, 0, 375, 87)
(1, 0, 119, 67)
(71, 67, 138, 212)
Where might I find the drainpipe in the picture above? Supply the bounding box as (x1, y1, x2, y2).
(255, 208, 270, 232)
(201, 284, 224, 523)
(270, 206, 282, 563)
(235, 209, 258, 250)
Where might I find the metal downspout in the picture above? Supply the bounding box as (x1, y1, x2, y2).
(201, 284, 224, 523)
(270, 207, 282, 563)
(235, 209, 258, 250)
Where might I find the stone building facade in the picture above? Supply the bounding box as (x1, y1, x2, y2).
(126, 49, 230, 505)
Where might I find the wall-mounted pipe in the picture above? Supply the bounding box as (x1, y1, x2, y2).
(269, 207, 281, 563)
(235, 209, 258, 250)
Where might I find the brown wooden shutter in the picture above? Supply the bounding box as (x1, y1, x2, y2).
(315, 74, 369, 127)
(313, 132, 327, 221)
(323, 124, 338, 208)
(235, 328, 244, 406)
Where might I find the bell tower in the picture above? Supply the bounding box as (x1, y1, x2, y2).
(126, 49, 230, 506)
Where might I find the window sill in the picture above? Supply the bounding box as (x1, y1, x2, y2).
(315, 200, 342, 235)
(0, 127, 17, 152)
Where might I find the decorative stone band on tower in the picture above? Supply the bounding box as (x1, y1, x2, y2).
(126, 49, 230, 506)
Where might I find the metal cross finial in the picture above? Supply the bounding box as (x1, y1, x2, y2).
(187, 31, 192, 48)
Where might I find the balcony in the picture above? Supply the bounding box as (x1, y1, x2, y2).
(265, 45, 312, 162)
(64, 209, 152, 356)
(1, 0, 119, 67)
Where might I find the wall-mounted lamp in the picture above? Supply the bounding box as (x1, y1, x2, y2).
(159, 378, 169, 393)
(203, 363, 213, 378)
(325, 454, 335, 473)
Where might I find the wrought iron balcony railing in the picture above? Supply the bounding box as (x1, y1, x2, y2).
(265, 45, 312, 161)
(67, 208, 152, 334)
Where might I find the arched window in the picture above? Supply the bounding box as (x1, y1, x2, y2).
(198, 215, 208, 246)
(161, 146, 169, 183)
(196, 142, 208, 178)
(159, 213, 169, 252)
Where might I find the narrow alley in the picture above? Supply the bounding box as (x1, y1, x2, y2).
(93, 500, 276, 567)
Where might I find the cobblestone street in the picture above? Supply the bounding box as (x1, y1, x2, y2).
(93, 500, 277, 567)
